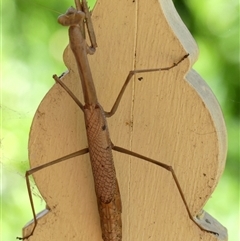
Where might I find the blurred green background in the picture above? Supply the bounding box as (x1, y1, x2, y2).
(1, 0, 239, 240)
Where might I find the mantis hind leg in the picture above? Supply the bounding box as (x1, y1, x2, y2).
(112, 144, 219, 237)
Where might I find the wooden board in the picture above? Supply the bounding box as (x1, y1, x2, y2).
(22, 0, 228, 240)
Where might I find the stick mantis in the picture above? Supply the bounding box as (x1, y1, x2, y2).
(17, 0, 220, 240)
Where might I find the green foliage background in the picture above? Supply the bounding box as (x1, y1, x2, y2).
(1, 0, 239, 240)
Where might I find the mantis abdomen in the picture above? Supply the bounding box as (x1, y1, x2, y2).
(84, 104, 122, 240)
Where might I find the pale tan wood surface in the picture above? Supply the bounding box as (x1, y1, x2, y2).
(23, 0, 227, 240)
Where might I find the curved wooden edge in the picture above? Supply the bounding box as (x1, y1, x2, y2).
(161, 0, 227, 210)
(195, 210, 228, 241)
(160, 1, 228, 237)
(160, 0, 199, 61)
(187, 69, 227, 181)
